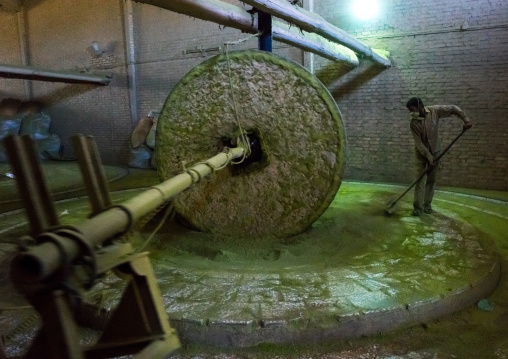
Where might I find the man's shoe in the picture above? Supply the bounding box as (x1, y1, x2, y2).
(424, 208, 433, 214)
(412, 209, 422, 216)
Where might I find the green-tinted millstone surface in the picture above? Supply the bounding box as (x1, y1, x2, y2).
(156, 50, 346, 238)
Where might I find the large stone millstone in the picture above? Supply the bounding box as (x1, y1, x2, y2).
(155, 49, 346, 238)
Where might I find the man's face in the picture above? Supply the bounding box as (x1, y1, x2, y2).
(407, 105, 418, 113)
(407, 104, 425, 118)
(407, 105, 420, 112)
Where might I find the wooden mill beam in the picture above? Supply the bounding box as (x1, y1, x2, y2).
(135, 0, 359, 66)
(0, 64, 112, 85)
(273, 23, 358, 66)
(241, 0, 391, 67)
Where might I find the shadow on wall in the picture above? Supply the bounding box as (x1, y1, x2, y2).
(315, 61, 355, 87)
(36, 83, 99, 106)
(21, 0, 52, 10)
(318, 61, 386, 101)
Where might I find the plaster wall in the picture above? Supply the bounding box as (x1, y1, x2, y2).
(0, 9, 25, 99)
(314, 0, 508, 190)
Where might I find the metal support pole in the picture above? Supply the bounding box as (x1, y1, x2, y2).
(258, 10, 272, 52)
(17, 9, 33, 100)
(124, 0, 139, 129)
(303, 0, 315, 74)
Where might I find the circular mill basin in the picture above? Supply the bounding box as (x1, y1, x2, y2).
(0, 182, 501, 353)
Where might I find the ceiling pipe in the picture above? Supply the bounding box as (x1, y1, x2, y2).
(240, 0, 390, 67)
(0, 63, 112, 85)
(134, 0, 359, 66)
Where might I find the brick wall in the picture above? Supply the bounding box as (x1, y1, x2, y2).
(314, 0, 508, 190)
(2, 0, 302, 166)
(21, 0, 131, 163)
(1, 0, 506, 190)
(0, 9, 25, 99)
(132, 0, 303, 117)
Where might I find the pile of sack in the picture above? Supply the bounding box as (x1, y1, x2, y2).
(0, 98, 61, 162)
(129, 111, 158, 169)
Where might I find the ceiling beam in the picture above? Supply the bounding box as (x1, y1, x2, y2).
(241, 0, 390, 67)
(135, 0, 359, 66)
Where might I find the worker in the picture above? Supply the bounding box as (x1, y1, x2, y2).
(406, 97, 473, 216)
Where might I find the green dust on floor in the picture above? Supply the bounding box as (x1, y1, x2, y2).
(0, 181, 506, 358)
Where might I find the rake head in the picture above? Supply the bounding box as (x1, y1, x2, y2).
(385, 198, 399, 215)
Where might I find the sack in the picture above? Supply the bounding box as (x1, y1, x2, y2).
(131, 117, 153, 149)
(38, 133, 62, 160)
(128, 144, 153, 169)
(0, 116, 22, 139)
(0, 116, 23, 162)
(20, 112, 51, 139)
(146, 117, 157, 149)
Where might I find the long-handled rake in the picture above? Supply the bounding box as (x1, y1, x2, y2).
(385, 127, 469, 215)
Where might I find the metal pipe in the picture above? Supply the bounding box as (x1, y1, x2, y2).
(10, 147, 245, 284)
(123, 0, 139, 129)
(0, 63, 111, 85)
(17, 9, 32, 100)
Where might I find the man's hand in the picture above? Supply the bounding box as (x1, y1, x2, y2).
(463, 120, 473, 130)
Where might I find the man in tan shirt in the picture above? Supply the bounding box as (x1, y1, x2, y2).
(406, 97, 473, 216)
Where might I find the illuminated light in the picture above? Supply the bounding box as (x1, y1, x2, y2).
(352, 0, 379, 20)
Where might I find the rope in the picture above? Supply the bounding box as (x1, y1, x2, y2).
(138, 202, 175, 252)
(123, 202, 169, 244)
(181, 161, 204, 183)
(223, 32, 261, 165)
(128, 34, 261, 247)
(224, 32, 261, 46)
(133, 147, 240, 251)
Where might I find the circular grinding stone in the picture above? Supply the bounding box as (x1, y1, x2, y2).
(156, 49, 346, 238)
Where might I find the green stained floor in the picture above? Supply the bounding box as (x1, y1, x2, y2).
(1, 174, 506, 358)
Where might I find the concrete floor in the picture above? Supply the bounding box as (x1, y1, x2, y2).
(0, 166, 507, 358)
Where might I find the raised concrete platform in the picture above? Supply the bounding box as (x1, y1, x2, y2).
(0, 182, 503, 354)
(0, 162, 128, 211)
(144, 182, 501, 346)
